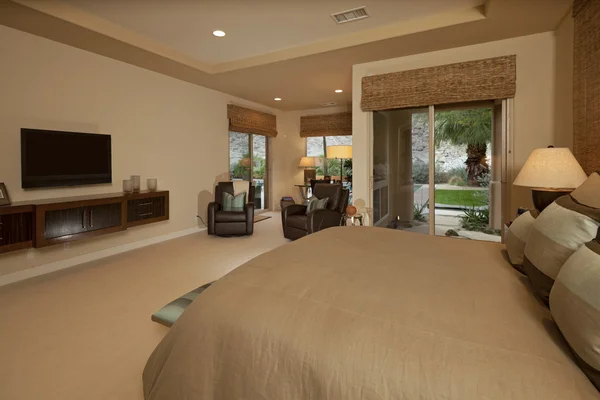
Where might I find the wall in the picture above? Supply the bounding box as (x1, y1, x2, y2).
(0, 25, 278, 280)
(273, 106, 351, 207)
(352, 32, 561, 221)
(554, 13, 574, 148)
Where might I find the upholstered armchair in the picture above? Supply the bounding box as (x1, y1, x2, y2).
(282, 183, 349, 241)
(208, 182, 255, 236)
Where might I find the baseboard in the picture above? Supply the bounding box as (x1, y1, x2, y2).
(0, 226, 206, 287)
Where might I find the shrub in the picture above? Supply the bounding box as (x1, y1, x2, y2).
(448, 175, 467, 186)
(476, 172, 491, 188)
(460, 207, 489, 232)
(413, 162, 450, 184)
(412, 161, 429, 184)
(446, 166, 468, 182)
(434, 167, 449, 184)
(413, 201, 429, 222)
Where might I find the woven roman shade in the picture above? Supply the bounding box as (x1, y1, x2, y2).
(573, 0, 600, 174)
(227, 104, 277, 137)
(300, 112, 352, 137)
(361, 55, 516, 111)
(573, 0, 591, 17)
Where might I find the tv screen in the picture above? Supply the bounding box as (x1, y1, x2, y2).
(21, 128, 112, 189)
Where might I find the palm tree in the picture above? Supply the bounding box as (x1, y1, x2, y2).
(434, 108, 492, 185)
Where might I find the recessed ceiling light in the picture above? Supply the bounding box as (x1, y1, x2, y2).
(212, 30, 226, 37)
(274, 98, 282, 101)
(335, 89, 343, 93)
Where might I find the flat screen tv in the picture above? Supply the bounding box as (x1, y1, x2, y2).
(21, 128, 112, 189)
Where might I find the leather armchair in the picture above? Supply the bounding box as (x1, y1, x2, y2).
(208, 182, 255, 236)
(282, 183, 349, 241)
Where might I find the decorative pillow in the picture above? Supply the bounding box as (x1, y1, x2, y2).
(505, 210, 539, 271)
(222, 192, 246, 212)
(523, 172, 600, 304)
(306, 196, 329, 215)
(550, 239, 600, 390)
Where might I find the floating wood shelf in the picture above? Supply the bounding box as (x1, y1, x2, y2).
(0, 190, 169, 254)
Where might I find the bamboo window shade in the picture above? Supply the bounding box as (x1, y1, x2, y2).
(299, 112, 352, 137)
(227, 104, 278, 137)
(573, 0, 600, 174)
(361, 55, 517, 111)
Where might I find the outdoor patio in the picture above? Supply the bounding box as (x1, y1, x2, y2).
(407, 184, 501, 242)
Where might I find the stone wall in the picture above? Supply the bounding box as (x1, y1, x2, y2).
(411, 119, 492, 172)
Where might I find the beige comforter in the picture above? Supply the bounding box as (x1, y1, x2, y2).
(143, 227, 600, 399)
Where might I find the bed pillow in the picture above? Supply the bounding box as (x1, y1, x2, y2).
(505, 210, 539, 271)
(550, 239, 600, 390)
(523, 172, 600, 304)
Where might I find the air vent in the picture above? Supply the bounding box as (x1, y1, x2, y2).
(331, 6, 369, 24)
(320, 102, 338, 107)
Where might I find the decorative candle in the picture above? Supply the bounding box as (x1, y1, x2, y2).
(147, 178, 158, 192)
(131, 175, 141, 192)
(123, 179, 133, 193)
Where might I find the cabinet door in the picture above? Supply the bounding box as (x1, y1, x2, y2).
(3, 213, 33, 244)
(0, 216, 4, 247)
(0, 212, 34, 252)
(45, 207, 88, 239)
(87, 203, 122, 232)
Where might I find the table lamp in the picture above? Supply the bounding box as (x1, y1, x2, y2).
(299, 156, 317, 184)
(513, 146, 587, 211)
(326, 145, 352, 182)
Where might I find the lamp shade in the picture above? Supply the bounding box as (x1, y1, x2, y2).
(299, 156, 316, 168)
(513, 147, 587, 189)
(327, 145, 352, 159)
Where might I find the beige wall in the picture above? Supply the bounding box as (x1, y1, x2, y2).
(0, 26, 279, 278)
(352, 32, 562, 222)
(273, 106, 351, 207)
(554, 13, 574, 148)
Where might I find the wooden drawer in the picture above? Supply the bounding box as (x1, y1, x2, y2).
(126, 192, 169, 227)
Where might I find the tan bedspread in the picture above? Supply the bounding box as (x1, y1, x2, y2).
(143, 227, 600, 399)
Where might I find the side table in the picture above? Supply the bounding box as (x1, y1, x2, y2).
(294, 184, 311, 205)
(341, 213, 364, 226)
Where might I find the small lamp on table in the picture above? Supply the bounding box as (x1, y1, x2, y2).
(299, 156, 317, 184)
(513, 146, 587, 212)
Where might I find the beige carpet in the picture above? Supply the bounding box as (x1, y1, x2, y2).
(254, 214, 272, 223)
(0, 212, 287, 400)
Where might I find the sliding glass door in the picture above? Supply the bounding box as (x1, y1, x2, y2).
(252, 135, 268, 211)
(372, 107, 430, 234)
(371, 101, 509, 242)
(229, 132, 269, 211)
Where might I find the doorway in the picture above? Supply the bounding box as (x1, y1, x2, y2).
(372, 101, 509, 242)
(229, 131, 270, 211)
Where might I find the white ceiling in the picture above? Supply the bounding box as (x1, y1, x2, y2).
(61, 0, 484, 64)
(2, 0, 572, 110)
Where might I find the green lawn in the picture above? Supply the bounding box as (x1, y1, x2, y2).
(435, 189, 488, 207)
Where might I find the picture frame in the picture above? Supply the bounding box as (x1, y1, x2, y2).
(0, 183, 11, 206)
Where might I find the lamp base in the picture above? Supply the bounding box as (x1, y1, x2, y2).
(304, 169, 316, 184)
(532, 189, 571, 212)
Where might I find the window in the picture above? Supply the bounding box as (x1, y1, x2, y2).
(229, 132, 269, 211)
(306, 136, 352, 176)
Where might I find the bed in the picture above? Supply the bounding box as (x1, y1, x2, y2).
(143, 227, 600, 399)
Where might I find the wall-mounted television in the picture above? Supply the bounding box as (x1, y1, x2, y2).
(21, 128, 112, 189)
